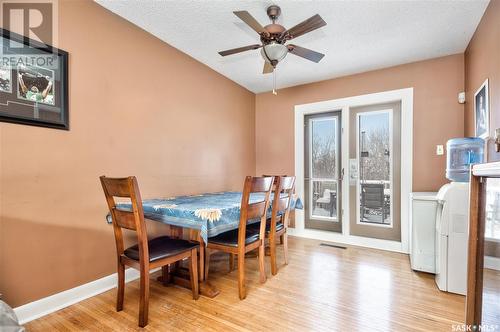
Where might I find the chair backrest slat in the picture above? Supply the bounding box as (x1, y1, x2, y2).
(246, 200, 268, 220)
(101, 177, 135, 198)
(280, 176, 295, 191)
(275, 196, 290, 212)
(250, 177, 275, 193)
(262, 174, 287, 190)
(113, 209, 138, 230)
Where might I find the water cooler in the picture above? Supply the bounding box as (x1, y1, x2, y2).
(410, 137, 484, 295)
(434, 138, 483, 295)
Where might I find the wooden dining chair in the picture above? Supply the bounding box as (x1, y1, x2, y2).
(100, 176, 199, 327)
(205, 176, 274, 300)
(248, 176, 295, 275)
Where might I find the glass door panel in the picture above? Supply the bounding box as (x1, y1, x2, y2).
(357, 110, 392, 226)
(304, 112, 342, 232)
(311, 180, 337, 219)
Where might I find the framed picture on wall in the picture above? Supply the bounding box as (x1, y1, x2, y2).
(474, 79, 489, 139)
(0, 28, 69, 130)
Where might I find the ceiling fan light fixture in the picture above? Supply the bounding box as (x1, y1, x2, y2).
(261, 42, 288, 64)
(218, 6, 327, 94)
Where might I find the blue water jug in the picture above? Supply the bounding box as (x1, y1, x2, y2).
(446, 137, 484, 182)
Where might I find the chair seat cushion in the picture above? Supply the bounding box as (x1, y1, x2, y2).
(124, 236, 198, 262)
(208, 228, 259, 247)
(247, 220, 284, 234)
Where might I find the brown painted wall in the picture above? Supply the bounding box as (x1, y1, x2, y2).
(0, 0, 255, 307)
(465, 0, 500, 258)
(465, 0, 500, 160)
(256, 54, 465, 192)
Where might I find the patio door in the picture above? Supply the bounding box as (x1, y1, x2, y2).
(349, 102, 401, 241)
(304, 111, 342, 232)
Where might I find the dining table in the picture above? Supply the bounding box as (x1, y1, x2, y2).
(106, 191, 303, 297)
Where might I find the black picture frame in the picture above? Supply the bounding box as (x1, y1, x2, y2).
(0, 28, 69, 130)
(474, 78, 489, 139)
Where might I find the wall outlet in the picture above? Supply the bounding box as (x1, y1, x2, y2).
(436, 145, 444, 155)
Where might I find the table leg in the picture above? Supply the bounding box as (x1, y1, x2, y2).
(188, 229, 205, 281)
(161, 265, 171, 286)
(199, 236, 205, 282)
(196, 234, 219, 297)
(170, 225, 183, 239)
(157, 228, 220, 298)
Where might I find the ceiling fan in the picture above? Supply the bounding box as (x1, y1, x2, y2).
(218, 5, 327, 74)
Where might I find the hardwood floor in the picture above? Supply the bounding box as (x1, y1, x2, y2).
(25, 237, 465, 331)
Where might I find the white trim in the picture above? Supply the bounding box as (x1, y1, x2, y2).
(400, 89, 413, 253)
(484, 255, 500, 271)
(485, 237, 500, 243)
(14, 267, 160, 325)
(288, 230, 403, 253)
(341, 106, 350, 236)
(294, 88, 413, 253)
(473, 161, 500, 177)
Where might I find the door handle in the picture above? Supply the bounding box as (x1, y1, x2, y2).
(339, 168, 344, 181)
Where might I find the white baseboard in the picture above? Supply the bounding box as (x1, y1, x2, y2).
(288, 228, 404, 253)
(485, 255, 500, 271)
(13, 267, 160, 325)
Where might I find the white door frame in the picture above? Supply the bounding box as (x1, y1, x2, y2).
(292, 88, 413, 253)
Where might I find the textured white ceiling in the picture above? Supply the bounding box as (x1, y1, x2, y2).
(96, 0, 489, 93)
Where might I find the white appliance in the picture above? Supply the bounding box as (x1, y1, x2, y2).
(409, 192, 439, 273)
(435, 182, 469, 295)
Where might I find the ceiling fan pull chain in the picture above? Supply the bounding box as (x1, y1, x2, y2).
(272, 68, 277, 95)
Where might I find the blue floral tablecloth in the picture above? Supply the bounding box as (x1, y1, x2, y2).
(106, 191, 303, 244)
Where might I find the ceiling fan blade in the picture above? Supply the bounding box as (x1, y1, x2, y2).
(288, 44, 325, 63)
(263, 61, 274, 74)
(233, 11, 267, 35)
(218, 44, 261, 56)
(283, 14, 326, 40)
